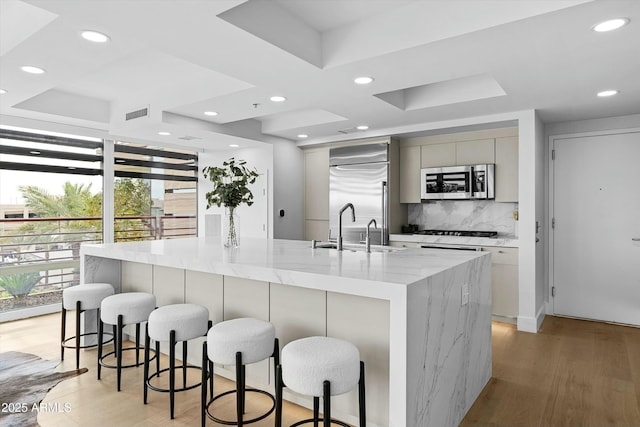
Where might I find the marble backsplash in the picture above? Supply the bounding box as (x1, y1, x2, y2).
(408, 201, 518, 237)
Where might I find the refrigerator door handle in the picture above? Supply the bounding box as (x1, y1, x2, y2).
(382, 181, 388, 245)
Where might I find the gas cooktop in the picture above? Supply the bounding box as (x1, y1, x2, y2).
(414, 230, 498, 238)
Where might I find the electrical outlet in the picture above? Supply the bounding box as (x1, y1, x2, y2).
(461, 283, 469, 306)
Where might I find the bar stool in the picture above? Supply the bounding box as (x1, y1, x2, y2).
(201, 317, 279, 427)
(144, 303, 210, 419)
(61, 282, 114, 369)
(275, 336, 366, 427)
(98, 292, 156, 391)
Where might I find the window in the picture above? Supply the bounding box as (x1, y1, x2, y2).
(0, 127, 103, 315)
(113, 142, 197, 241)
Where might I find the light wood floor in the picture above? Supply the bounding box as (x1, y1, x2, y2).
(461, 316, 640, 427)
(1, 313, 639, 427)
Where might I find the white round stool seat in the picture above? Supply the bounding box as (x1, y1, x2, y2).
(207, 318, 275, 365)
(101, 292, 156, 325)
(282, 336, 360, 397)
(63, 283, 114, 310)
(147, 304, 209, 342)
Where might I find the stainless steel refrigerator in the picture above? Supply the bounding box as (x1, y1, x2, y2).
(329, 142, 389, 245)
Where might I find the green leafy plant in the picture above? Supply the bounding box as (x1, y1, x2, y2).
(0, 272, 42, 306)
(202, 158, 259, 210)
(202, 158, 258, 246)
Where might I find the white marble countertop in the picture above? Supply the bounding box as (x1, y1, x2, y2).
(390, 233, 519, 248)
(81, 237, 488, 290)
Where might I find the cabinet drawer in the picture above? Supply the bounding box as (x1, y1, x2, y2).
(483, 247, 518, 265)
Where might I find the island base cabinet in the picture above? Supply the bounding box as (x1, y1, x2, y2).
(327, 292, 390, 427)
(184, 271, 223, 366)
(220, 276, 271, 387)
(121, 261, 153, 340)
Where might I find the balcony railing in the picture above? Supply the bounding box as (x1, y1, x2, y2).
(0, 215, 196, 313)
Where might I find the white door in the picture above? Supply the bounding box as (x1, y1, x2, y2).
(236, 169, 268, 238)
(552, 130, 640, 325)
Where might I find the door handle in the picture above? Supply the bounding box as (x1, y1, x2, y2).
(633, 238, 640, 242)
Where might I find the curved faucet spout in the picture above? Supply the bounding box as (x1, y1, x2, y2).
(366, 219, 378, 253)
(338, 203, 356, 251)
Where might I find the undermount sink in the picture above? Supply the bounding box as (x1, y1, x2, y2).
(312, 241, 404, 253)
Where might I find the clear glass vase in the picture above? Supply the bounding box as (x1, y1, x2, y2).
(222, 208, 240, 247)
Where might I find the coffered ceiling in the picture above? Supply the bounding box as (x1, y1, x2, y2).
(1, 0, 639, 150)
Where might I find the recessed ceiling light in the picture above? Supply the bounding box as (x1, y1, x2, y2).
(21, 65, 46, 74)
(270, 96, 287, 102)
(204, 111, 218, 116)
(297, 134, 308, 139)
(81, 30, 111, 43)
(597, 90, 619, 97)
(593, 18, 630, 32)
(356, 125, 369, 130)
(229, 144, 239, 148)
(29, 150, 41, 155)
(158, 131, 171, 136)
(354, 76, 374, 85)
(115, 159, 126, 163)
(0, 89, 6, 94)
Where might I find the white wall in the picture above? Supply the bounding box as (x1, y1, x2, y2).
(198, 146, 274, 240)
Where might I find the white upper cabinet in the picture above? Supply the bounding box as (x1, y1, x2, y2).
(455, 139, 495, 165)
(399, 145, 422, 204)
(495, 136, 519, 202)
(420, 143, 456, 168)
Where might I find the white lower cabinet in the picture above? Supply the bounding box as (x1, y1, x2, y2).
(121, 261, 152, 293)
(184, 271, 223, 366)
(482, 247, 519, 321)
(327, 292, 390, 427)
(153, 265, 185, 306)
(222, 276, 271, 386)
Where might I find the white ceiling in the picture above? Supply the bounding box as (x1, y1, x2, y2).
(0, 0, 639, 150)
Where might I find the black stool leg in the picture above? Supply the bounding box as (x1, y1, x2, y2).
(75, 301, 81, 369)
(313, 397, 320, 427)
(156, 340, 160, 376)
(201, 342, 207, 427)
(170, 330, 176, 419)
(97, 318, 104, 379)
(143, 327, 150, 404)
(275, 364, 283, 427)
(183, 341, 188, 389)
(135, 323, 141, 366)
(235, 351, 244, 427)
(209, 359, 214, 398)
(60, 305, 66, 361)
(323, 380, 331, 427)
(117, 314, 123, 392)
(112, 324, 118, 355)
(359, 361, 366, 427)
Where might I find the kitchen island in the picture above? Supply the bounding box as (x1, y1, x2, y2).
(81, 237, 491, 427)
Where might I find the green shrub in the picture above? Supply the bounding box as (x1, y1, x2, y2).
(0, 272, 42, 298)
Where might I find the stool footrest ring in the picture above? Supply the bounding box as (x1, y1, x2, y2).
(99, 346, 155, 369)
(146, 365, 206, 393)
(205, 388, 275, 425)
(290, 419, 351, 427)
(62, 332, 113, 349)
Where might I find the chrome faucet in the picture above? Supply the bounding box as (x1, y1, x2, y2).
(366, 219, 377, 253)
(338, 203, 356, 251)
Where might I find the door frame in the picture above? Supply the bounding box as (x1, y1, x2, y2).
(547, 127, 640, 315)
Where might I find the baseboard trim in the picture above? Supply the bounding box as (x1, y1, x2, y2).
(0, 303, 60, 323)
(517, 305, 546, 333)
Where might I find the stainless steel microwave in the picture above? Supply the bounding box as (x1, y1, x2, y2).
(420, 164, 494, 200)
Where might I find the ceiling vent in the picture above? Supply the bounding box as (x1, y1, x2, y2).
(178, 135, 201, 141)
(125, 106, 149, 121)
(338, 128, 362, 134)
